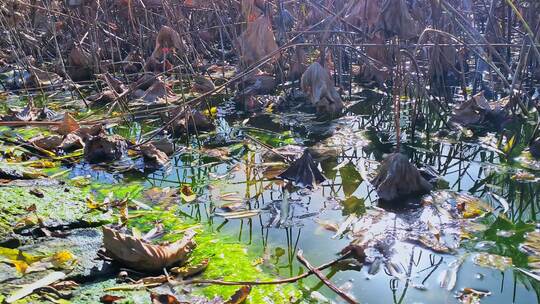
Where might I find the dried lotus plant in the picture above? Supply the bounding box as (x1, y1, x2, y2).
(379, 0, 419, 40)
(67, 45, 95, 81)
(242, 0, 264, 22)
(300, 62, 343, 114)
(344, 0, 383, 33)
(372, 153, 432, 201)
(236, 15, 278, 69)
(152, 26, 185, 59)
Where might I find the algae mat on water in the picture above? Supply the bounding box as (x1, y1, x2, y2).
(0, 183, 110, 242)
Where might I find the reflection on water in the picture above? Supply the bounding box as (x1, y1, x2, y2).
(137, 90, 540, 304)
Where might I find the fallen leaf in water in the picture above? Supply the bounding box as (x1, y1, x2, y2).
(457, 287, 491, 304)
(315, 219, 339, 232)
(180, 185, 197, 203)
(102, 226, 196, 272)
(438, 255, 466, 291)
(278, 150, 325, 189)
(100, 294, 125, 303)
(225, 285, 252, 304)
(55, 113, 80, 135)
(150, 292, 184, 304)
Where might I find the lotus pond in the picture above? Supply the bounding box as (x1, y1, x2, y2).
(1, 85, 540, 304)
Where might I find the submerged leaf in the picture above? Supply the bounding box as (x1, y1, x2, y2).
(473, 253, 512, 271)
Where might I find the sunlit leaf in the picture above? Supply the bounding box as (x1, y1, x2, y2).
(180, 185, 197, 203)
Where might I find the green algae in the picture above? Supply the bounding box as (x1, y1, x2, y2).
(0, 184, 110, 241)
(124, 208, 303, 303)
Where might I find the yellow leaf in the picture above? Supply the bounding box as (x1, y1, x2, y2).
(11, 259, 29, 274)
(28, 160, 55, 168)
(180, 185, 197, 203)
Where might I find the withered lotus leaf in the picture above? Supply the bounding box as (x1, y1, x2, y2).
(379, 0, 419, 40)
(345, 0, 383, 32)
(152, 26, 185, 59)
(102, 226, 196, 272)
(300, 62, 343, 114)
(55, 113, 80, 135)
(372, 153, 432, 201)
(140, 143, 169, 168)
(236, 15, 278, 68)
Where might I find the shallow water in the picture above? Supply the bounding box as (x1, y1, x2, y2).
(102, 90, 540, 303)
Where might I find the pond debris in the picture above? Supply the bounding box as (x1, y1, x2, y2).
(300, 61, 344, 115)
(438, 255, 467, 291)
(170, 258, 209, 278)
(140, 143, 169, 169)
(372, 153, 432, 202)
(278, 150, 325, 189)
(102, 226, 196, 272)
(84, 134, 128, 164)
(164, 109, 215, 136)
(456, 287, 491, 304)
(5, 271, 66, 303)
